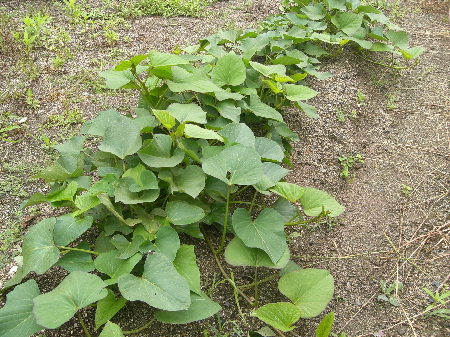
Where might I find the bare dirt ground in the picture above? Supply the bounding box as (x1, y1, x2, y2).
(0, 0, 449, 336)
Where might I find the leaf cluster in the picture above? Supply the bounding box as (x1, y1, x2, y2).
(0, 1, 423, 336)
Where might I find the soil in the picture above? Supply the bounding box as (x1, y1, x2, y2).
(0, 1, 449, 337)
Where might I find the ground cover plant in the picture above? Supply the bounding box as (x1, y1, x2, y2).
(1, 0, 448, 336)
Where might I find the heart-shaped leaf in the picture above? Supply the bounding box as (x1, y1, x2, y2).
(278, 269, 334, 318)
(331, 12, 363, 36)
(167, 103, 207, 124)
(173, 165, 206, 198)
(232, 208, 286, 263)
(0, 280, 43, 337)
(212, 53, 246, 87)
(33, 271, 108, 329)
(184, 124, 224, 141)
(299, 187, 344, 217)
(138, 134, 185, 167)
(225, 237, 290, 268)
(285, 84, 318, 101)
(80, 109, 122, 136)
(218, 123, 255, 146)
(118, 253, 191, 311)
(255, 137, 284, 162)
(153, 109, 176, 130)
(252, 302, 301, 332)
(166, 200, 205, 225)
(94, 250, 142, 285)
(155, 292, 221, 324)
(99, 321, 124, 337)
(270, 182, 304, 203)
(141, 226, 180, 261)
(22, 218, 60, 275)
(53, 214, 93, 246)
(253, 163, 289, 193)
(173, 245, 201, 294)
(202, 145, 263, 186)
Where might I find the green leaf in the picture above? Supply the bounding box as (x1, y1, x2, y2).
(114, 181, 160, 205)
(167, 103, 207, 124)
(301, 3, 326, 20)
(56, 241, 95, 272)
(153, 109, 176, 129)
(216, 100, 241, 122)
(232, 208, 286, 263)
(138, 134, 185, 167)
(218, 123, 255, 146)
(54, 136, 86, 155)
(94, 251, 142, 285)
(173, 245, 202, 294)
(184, 124, 224, 141)
(22, 218, 60, 275)
(202, 145, 263, 186)
(272, 198, 298, 223)
(285, 84, 318, 101)
(99, 68, 135, 89)
(270, 182, 304, 203)
(225, 236, 290, 268)
(167, 66, 221, 93)
(155, 292, 221, 324)
(35, 153, 85, 182)
(0, 280, 43, 337)
(173, 165, 206, 198)
(252, 302, 301, 332)
(45, 181, 78, 203)
(278, 269, 334, 318)
(122, 163, 159, 192)
(399, 46, 425, 60)
(385, 30, 409, 49)
(316, 312, 335, 337)
(80, 109, 122, 136)
(53, 214, 93, 246)
(95, 290, 127, 330)
(299, 187, 345, 217)
(99, 321, 124, 337)
(249, 61, 286, 77)
(98, 115, 142, 159)
(118, 253, 191, 311)
(33, 271, 108, 329)
(248, 95, 284, 122)
(255, 137, 284, 162)
(296, 101, 318, 118)
(331, 12, 363, 36)
(111, 235, 145, 260)
(253, 162, 289, 193)
(141, 226, 180, 261)
(212, 53, 246, 86)
(166, 201, 205, 225)
(148, 50, 189, 67)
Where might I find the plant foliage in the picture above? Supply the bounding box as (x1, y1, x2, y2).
(0, 1, 423, 336)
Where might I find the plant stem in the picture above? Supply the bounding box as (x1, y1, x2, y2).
(284, 212, 327, 226)
(253, 267, 259, 304)
(215, 186, 231, 254)
(122, 318, 156, 334)
(237, 274, 279, 289)
(201, 225, 254, 305)
(77, 311, 92, 337)
(57, 246, 100, 255)
(248, 190, 258, 214)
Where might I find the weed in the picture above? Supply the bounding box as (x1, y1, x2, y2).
(44, 109, 85, 132)
(0, 113, 26, 143)
(355, 90, 365, 104)
(386, 92, 397, 110)
(338, 154, 365, 179)
(25, 89, 40, 109)
(378, 280, 403, 306)
(401, 184, 412, 197)
(424, 285, 450, 319)
(13, 11, 52, 53)
(336, 107, 357, 122)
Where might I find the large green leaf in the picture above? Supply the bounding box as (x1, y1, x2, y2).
(153, 109, 176, 130)
(22, 218, 60, 275)
(253, 162, 289, 193)
(33, 271, 108, 329)
(211, 53, 246, 87)
(94, 250, 142, 285)
(299, 187, 344, 217)
(232, 208, 286, 263)
(249, 62, 286, 77)
(98, 115, 142, 159)
(80, 109, 121, 136)
(173, 245, 201, 294)
(251, 302, 301, 332)
(114, 180, 160, 205)
(167, 66, 221, 93)
(385, 30, 409, 49)
(155, 292, 221, 324)
(202, 145, 263, 186)
(99, 68, 135, 90)
(331, 12, 363, 36)
(110, 235, 145, 260)
(53, 214, 93, 246)
(285, 84, 318, 101)
(138, 134, 185, 167)
(0, 280, 43, 337)
(95, 290, 127, 330)
(148, 51, 189, 67)
(54, 136, 86, 155)
(225, 236, 290, 268)
(118, 253, 191, 311)
(278, 269, 334, 318)
(218, 123, 255, 146)
(272, 197, 298, 223)
(167, 103, 207, 124)
(301, 3, 326, 20)
(99, 321, 124, 337)
(216, 100, 241, 122)
(270, 182, 304, 203)
(166, 200, 205, 225)
(122, 163, 158, 192)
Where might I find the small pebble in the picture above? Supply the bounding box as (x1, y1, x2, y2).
(8, 265, 18, 275)
(355, 298, 362, 306)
